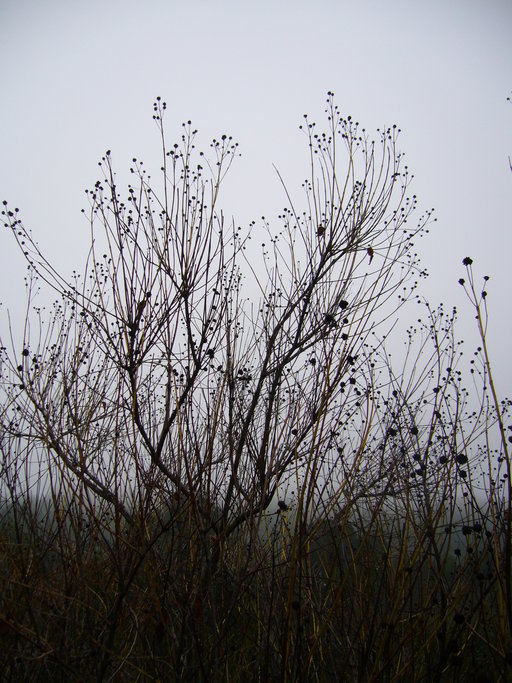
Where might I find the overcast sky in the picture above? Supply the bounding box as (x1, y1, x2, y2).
(1, 0, 511, 393)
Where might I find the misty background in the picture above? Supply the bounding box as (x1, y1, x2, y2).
(1, 0, 511, 395)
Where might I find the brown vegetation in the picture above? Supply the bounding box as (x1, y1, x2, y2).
(0, 94, 510, 681)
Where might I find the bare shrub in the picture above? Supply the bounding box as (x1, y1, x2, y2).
(0, 93, 509, 681)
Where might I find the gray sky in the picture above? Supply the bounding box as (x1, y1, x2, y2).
(1, 0, 511, 393)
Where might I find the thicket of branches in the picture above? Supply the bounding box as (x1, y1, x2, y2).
(0, 94, 510, 682)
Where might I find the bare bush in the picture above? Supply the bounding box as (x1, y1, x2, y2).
(0, 93, 510, 681)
